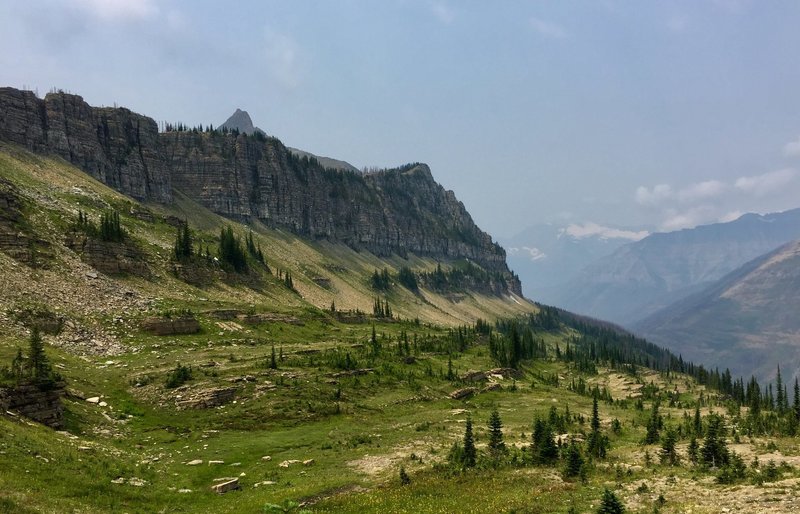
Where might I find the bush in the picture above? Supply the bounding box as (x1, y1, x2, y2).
(165, 364, 193, 389)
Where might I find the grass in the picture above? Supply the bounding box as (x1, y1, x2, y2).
(3, 145, 800, 513)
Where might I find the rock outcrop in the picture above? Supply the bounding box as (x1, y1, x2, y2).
(0, 87, 171, 202)
(0, 87, 520, 293)
(0, 383, 65, 428)
(141, 316, 201, 336)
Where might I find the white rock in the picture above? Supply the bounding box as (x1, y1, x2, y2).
(187, 460, 203, 466)
(86, 397, 100, 404)
(261, 455, 271, 461)
(208, 460, 224, 465)
(99, 401, 108, 407)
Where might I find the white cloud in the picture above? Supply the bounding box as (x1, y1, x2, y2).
(71, 0, 159, 21)
(430, 2, 455, 24)
(635, 184, 672, 206)
(562, 222, 649, 241)
(521, 246, 547, 261)
(529, 17, 567, 39)
(677, 180, 726, 202)
(659, 206, 715, 232)
(734, 168, 797, 196)
(718, 211, 744, 223)
(784, 135, 800, 157)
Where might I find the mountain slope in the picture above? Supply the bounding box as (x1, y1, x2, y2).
(636, 239, 800, 382)
(0, 87, 517, 292)
(546, 210, 800, 326)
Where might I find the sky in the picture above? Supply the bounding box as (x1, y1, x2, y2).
(2, 0, 800, 239)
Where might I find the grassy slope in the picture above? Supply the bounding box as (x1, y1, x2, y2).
(2, 146, 800, 513)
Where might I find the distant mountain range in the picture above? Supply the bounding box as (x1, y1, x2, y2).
(541, 209, 800, 327)
(636, 239, 800, 383)
(501, 223, 648, 300)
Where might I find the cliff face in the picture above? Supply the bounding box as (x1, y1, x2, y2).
(164, 131, 513, 279)
(0, 87, 171, 202)
(0, 87, 519, 293)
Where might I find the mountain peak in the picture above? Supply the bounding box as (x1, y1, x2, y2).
(220, 108, 259, 135)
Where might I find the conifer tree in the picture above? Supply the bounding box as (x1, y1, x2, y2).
(644, 401, 661, 444)
(701, 414, 729, 468)
(659, 427, 679, 465)
(794, 378, 800, 421)
(596, 488, 626, 514)
(687, 436, 699, 465)
(487, 408, 506, 457)
(563, 441, 585, 479)
(462, 415, 476, 468)
(531, 417, 558, 465)
(587, 394, 608, 458)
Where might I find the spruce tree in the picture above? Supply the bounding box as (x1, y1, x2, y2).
(701, 414, 729, 468)
(596, 488, 626, 514)
(531, 417, 558, 465)
(487, 408, 506, 457)
(794, 378, 800, 421)
(644, 401, 661, 444)
(563, 441, 584, 479)
(462, 415, 476, 468)
(687, 436, 699, 464)
(659, 427, 679, 465)
(587, 395, 608, 458)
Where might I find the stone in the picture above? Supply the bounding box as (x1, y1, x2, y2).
(86, 397, 100, 404)
(449, 387, 477, 400)
(303, 459, 315, 466)
(141, 316, 200, 336)
(211, 478, 240, 494)
(98, 401, 108, 407)
(261, 455, 271, 461)
(178, 489, 192, 494)
(187, 460, 203, 466)
(208, 460, 224, 465)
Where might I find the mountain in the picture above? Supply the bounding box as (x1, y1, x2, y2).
(545, 210, 800, 327)
(636, 239, 800, 382)
(218, 108, 358, 172)
(219, 108, 262, 135)
(0, 87, 518, 293)
(500, 222, 648, 299)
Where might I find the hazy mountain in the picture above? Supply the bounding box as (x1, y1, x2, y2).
(635, 240, 800, 382)
(501, 223, 649, 300)
(219, 108, 264, 135)
(546, 209, 800, 327)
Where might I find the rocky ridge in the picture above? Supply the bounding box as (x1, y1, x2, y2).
(0, 87, 518, 293)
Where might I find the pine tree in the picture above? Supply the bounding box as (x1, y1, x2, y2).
(701, 414, 729, 468)
(687, 436, 699, 465)
(587, 395, 608, 458)
(644, 401, 661, 444)
(596, 488, 626, 514)
(776, 365, 785, 413)
(563, 441, 585, 479)
(659, 427, 679, 465)
(269, 346, 277, 369)
(487, 408, 506, 457)
(462, 415, 476, 468)
(794, 378, 800, 421)
(693, 405, 703, 436)
(531, 418, 558, 465)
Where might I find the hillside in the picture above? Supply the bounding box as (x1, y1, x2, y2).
(636, 239, 800, 383)
(0, 87, 517, 292)
(545, 210, 800, 326)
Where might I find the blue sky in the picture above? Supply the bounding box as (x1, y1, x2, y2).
(3, 0, 800, 238)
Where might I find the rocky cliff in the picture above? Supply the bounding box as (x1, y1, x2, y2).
(0, 87, 518, 292)
(0, 87, 171, 202)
